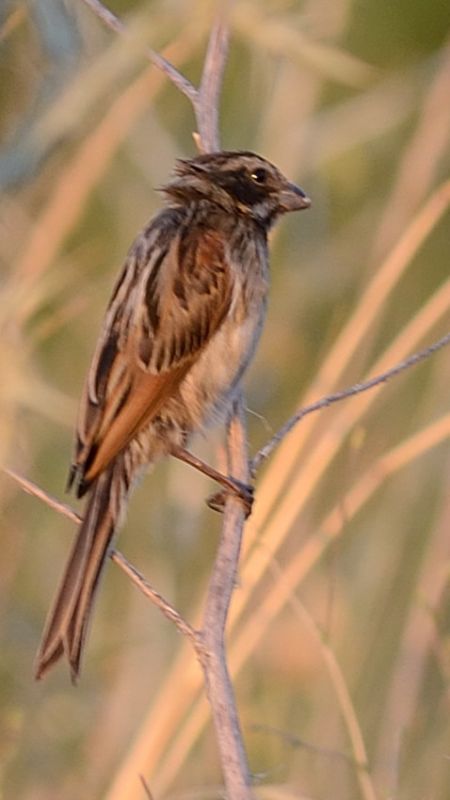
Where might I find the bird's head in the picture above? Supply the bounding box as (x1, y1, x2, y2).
(163, 151, 310, 228)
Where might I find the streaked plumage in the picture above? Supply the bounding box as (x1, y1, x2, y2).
(35, 151, 310, 680)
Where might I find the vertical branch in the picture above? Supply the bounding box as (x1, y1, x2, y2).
(193, 6, 254, 795)
(200, 396, 253, 798)
(195, 12, 230, 152)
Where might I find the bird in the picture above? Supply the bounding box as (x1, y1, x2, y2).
(35, 150, 310, 681)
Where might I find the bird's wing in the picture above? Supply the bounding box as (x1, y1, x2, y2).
(69, 213, 234, 495)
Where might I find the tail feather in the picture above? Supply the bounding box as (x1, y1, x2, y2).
(35, 466, 119, 681)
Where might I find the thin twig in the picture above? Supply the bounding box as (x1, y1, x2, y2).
(251, 330, 450, 473)
(139, 775, 155, 800)
(249, 723, 359, 767)
(3, 467, 81, 524)
(80, 0, 198, 103)
(1, 467, 195, 640)
(112, 551, 198, 645)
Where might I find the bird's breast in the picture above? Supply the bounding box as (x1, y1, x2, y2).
(179, 286, 267, 430)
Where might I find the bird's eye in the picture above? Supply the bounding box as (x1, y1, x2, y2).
(251, 167, 268, 184)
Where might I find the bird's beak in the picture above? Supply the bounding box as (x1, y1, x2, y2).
(279, 182, 311, 212)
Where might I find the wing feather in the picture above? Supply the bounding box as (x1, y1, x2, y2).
(70, 213, 234, 495)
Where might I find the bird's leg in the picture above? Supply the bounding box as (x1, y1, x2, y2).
(169, 444, 254, 517)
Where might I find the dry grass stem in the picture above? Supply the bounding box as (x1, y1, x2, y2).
(270, 559, 378, 800)
(228, 412, 450, 680)
(372, 43, 450, 257)
(15, 35, 195, 287)
(373, 488, 450, 791)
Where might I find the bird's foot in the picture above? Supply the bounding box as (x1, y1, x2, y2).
(206, 479, 254, 518)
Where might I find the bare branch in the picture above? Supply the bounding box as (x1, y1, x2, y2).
(252, 330, 450, 473)
(200, 394, 254, 798)
(112, 551, 198, 645)
(1, 467, 194, 640)
(190, 7, 255, 794)
(3, 467, 81, 525)
(79, 0, 234, 155)
(80, 0, 198, 104)
(196, 12, 231, 152)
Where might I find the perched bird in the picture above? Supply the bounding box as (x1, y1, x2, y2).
(35, 151, 310, 681)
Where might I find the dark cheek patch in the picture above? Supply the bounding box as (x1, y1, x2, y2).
(217, 170, 267, 208)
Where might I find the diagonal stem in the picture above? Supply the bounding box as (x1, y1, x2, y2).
(1, 467, 195, 641)
(251, 328, 450, 473)
(80, 0, 198, 103)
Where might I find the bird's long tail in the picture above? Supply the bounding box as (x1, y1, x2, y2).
(35, 459, 128, 681)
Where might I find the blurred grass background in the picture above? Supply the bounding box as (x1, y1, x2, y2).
(1, 0, 450, 798)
